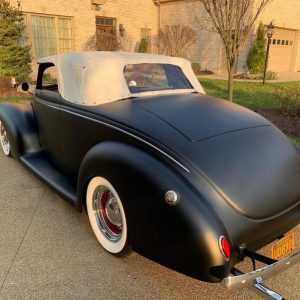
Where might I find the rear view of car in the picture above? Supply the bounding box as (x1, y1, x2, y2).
(0, 52, 299, 299)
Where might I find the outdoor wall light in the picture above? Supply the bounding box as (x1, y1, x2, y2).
(266, 21, 275, 39)
(91, 0, 106, 11)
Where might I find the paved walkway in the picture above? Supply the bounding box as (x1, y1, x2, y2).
(199, 71, 300, 82)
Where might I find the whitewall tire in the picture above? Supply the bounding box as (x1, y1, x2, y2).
(86, 176, 130, 255)
(0, 120, 11, 156)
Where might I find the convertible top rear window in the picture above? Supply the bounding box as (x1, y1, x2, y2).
(124, 63, 193, 94)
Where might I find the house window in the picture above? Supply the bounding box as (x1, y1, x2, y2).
(18, 13, 73, 59)
(32, 15, 57, 59)
(96, 17, 115, 27)
(58, 18, 73, 53)
(18, 15, 30, 46)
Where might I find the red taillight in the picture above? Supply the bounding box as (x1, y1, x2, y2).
(219, 236, 231, 260)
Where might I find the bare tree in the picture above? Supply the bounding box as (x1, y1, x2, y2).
(154, 25, 197, 57)
(198, 0, 272, 101)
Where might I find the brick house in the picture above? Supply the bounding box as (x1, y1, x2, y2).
(158, 0, 300, 73)
(10, 0, 300, 75)
(10, 0, 158, 76)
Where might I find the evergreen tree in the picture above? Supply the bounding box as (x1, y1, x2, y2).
(0, 0, 31, 83)
(138, 38, 148, 53)
(247, 22, 267, 74)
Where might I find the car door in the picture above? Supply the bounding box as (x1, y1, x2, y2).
(60, 104, 108, 179)
(33, 63, 65, 171)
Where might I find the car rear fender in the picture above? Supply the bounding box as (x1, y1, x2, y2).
(0, 102, 40, 159)
(78, 141, 233, 282)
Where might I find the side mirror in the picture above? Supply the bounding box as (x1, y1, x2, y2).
(21, 82, 30, 92)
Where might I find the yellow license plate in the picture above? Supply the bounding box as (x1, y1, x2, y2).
(271, 231, 297, 260)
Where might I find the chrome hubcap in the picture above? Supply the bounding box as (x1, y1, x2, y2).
(0, 122, 10, 155)
(93, 186, 123, 242)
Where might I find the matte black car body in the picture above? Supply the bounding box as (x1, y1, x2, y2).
(1, 69, 300, 284)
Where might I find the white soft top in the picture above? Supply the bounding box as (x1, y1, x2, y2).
(38, 52, 204, 106)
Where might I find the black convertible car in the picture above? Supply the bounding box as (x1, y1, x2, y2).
(0, 52, 299, 299)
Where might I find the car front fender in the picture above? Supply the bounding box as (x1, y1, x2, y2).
(78, 141, 232, 282)
(0, 102, 40, 158)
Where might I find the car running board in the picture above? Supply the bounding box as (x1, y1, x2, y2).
(20, 152, 77, 206)
(222, 250, 300, 299)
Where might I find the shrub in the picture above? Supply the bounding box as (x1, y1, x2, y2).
(154, 25, 197, 57)
(234, 71, 277, 80)
(276, 87, 300, 116)
(192, 63, 201, 74)
(266, 71, 277, 80)
(96, 32, 120, 51)
(138, 38, 148, 53)
(247, 22, 266, 74)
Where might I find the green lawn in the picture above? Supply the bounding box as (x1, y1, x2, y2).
(0, 96, 31, 103)
(289, 136, 300, 146)
(200, 78, 300, 145)
(200, 77, 300, 110)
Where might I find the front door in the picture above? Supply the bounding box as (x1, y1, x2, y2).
(96, 17, 118, 51)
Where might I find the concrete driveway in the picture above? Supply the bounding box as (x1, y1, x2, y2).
(0, 151, 299, 300)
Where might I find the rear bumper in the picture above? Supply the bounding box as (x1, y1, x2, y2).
(222, 250, 300, 290)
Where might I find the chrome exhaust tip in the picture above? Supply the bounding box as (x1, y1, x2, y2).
(252, 277, 284, 300)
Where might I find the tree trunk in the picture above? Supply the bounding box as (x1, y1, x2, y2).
(227, 65, 235, 102)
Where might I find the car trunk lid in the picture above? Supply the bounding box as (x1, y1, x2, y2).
(135, 93, 270, 142)
(189, 125, 300, 219)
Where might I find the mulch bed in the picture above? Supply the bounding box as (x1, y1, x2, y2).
(199, 70, 215, 75)
(195, 70, 215, 76)
(0, 90, 24, 99)
(256, 109, 300, 137)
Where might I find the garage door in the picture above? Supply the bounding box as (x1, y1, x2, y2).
(268, 28, 296, 72)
